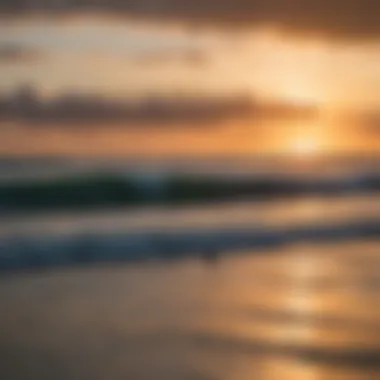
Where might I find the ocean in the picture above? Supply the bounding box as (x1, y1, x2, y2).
(0, 157, 379, 379)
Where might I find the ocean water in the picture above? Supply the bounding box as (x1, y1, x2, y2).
(0, 194, 379, 270)
(0, 159, 379, 379)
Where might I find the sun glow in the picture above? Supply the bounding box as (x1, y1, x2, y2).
(291, 136, 320, 157)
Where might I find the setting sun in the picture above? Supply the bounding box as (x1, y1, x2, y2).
(292, 136, 320, 156)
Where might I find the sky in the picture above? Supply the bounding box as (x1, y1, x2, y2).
(0, 3, 380, 158)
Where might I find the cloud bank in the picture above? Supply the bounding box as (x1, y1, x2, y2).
(1, 0, 380, 40)
(0, 88, 318, 126)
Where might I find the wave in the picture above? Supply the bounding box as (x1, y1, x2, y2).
(1, 170, 380, 213)
(1, 217, 379, 272)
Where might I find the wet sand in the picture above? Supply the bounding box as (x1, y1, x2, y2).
(1, 240, 380, 380)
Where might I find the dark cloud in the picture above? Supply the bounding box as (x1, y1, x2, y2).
(0, 87, 318, 126)
(1, 0, 380, 40)
(0, 44, 44, 63)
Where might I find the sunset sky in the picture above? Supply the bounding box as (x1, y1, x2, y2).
(0, 2, 379, 157)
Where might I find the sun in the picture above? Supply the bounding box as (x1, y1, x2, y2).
(291, 137, 319, 157)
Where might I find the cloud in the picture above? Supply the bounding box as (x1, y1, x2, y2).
(129, 49, 208, 67)
(0, 88, 318, 126)
(0, 44, 44, 63)
(1, 0, 380, 40)
(348, 111, 380, 135)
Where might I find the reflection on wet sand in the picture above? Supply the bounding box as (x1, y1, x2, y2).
(0, 241, 380, 379)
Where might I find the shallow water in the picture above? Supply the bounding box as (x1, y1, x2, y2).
(1, 239, 380, 380)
